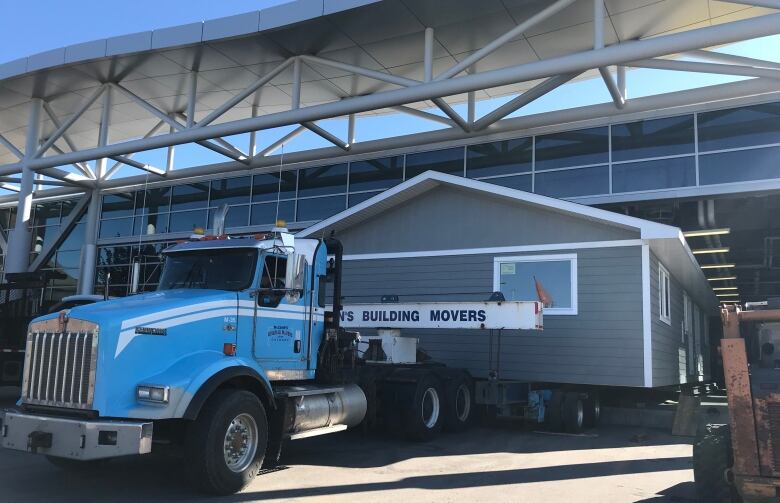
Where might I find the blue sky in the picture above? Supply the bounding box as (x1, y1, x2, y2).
(1, 1, 779, 178)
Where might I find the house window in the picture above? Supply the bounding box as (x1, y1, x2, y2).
(493, 254, 577, 315)
(659, 263, 672, 325)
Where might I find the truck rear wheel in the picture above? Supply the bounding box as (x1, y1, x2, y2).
(443, 373, 473, 432)
(545, 390, 564, 431)
(693, 424, 739, 503)
(186, 389, 268, 495)
(562, 392, 584, 433)
(403, 373, 443, 441)
(583, 391, 600, 428)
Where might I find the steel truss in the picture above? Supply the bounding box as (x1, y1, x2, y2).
(0, 0, 778, 288)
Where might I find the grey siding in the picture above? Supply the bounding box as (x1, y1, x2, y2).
(650, 252, 710, 387)
(338, 186, 640, 255)
(342, 246, 645, 386)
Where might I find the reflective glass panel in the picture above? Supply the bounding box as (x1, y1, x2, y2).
(699, 146, 780, 185)
(98, 246, 132, 266)
(101, 193, 135, 219)
(298, 164, 348, 197)
(134, 213, 169, 236)
(405, 147, 464, 179)
(534, 166, 609, 198)
(698, 102, 780, 151)
(99, 218, 134, 239)
(467, 138, 532, 178)
(482, 174, 532, 192)
(209, 176, 251, 206)
(250, 200, 296, 226)
(296, 196, 346, 222)
(134, 187, 171, 215)
(55, 250, 81, 270)
(252, 172, 297, 202)
(612, 157, 696, 193)
(611, 115, 694, 161)
(170, 183, 209, 211)
(60, 223, 85, 251)
(497, 258, 573, 311)
(348, 156, 404, 192)
(535, 127, 608, 170)
(207, 205, 250, 229)
(168, 210, 208, 233)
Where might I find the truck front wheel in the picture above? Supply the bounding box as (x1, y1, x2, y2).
(186, 389, 268, 495)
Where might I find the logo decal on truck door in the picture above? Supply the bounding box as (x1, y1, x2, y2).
(268, 325, 293, 341)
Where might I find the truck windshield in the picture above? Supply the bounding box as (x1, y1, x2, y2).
(158, 248, 258, 291)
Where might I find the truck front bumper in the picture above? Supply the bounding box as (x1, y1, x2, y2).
(1, 410, 153, 460)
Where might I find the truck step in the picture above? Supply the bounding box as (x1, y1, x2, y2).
(273, 385, 344, 398)
(285, 424, 347, 440)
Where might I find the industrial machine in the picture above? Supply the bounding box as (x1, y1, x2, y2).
(694, 303, 780, 502)
(0, 222, 546, 495)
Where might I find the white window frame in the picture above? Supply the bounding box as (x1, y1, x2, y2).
(659, 262, 672, 326)
(493, 253, 578, 315)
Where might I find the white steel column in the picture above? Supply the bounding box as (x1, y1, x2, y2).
(166, 119, 175, 173)
(5, 99, 42, 274)
(78, 191, 100, 295)
(291, 57, 302, 110)
(424, 27, 434, 82)
(79, 88, 111, 295)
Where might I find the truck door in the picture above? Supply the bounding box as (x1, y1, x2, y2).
(252, 253, 310, 378)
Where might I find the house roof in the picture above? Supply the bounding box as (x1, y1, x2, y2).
(299, 170, 718, 308)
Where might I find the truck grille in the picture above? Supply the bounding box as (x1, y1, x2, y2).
(21, 319, 98, 409)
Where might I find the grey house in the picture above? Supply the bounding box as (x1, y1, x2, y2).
(300, 171, 717, 388)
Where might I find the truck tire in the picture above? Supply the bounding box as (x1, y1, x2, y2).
(545, 390, 564, 431)
(583, 391, 600, 428)
(562, 392, 584, 433)
(693, 424, 739, 503)
(443, 373, 473, 432)
(185, 389, 268, 495)
(403, 373, 444, 441)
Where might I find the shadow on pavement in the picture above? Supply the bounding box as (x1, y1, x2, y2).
(634, 481, 696, 502)
(0, 425, 692, 503)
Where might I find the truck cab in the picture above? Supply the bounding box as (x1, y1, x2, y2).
(2, 229, 365, 493)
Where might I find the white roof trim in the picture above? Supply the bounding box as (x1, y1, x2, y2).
(299, 170, 679, 239)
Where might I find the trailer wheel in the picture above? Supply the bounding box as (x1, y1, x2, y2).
(545, 390, 564, 431)
(443, 373, 473, 432)
(562, 392, 584, 433)
(583, 392, 601, 428)
(693, 424, 739, 503)
(403, 373, 443, 441)
(185, 389, 268, 495)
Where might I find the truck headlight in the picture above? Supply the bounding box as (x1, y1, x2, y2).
(136, 385, 170, 404)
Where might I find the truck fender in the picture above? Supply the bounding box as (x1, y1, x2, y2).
(178, 363, 276, 420)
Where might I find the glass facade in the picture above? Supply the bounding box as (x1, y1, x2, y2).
(7, 98, 780, 295)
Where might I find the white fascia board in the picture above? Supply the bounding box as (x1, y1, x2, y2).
(641, 243, 653, 388)
(341, 239, 643, 261)
(299, 171, 682, 239)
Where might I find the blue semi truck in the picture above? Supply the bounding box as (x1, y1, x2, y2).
(0, 225, 548, 494)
